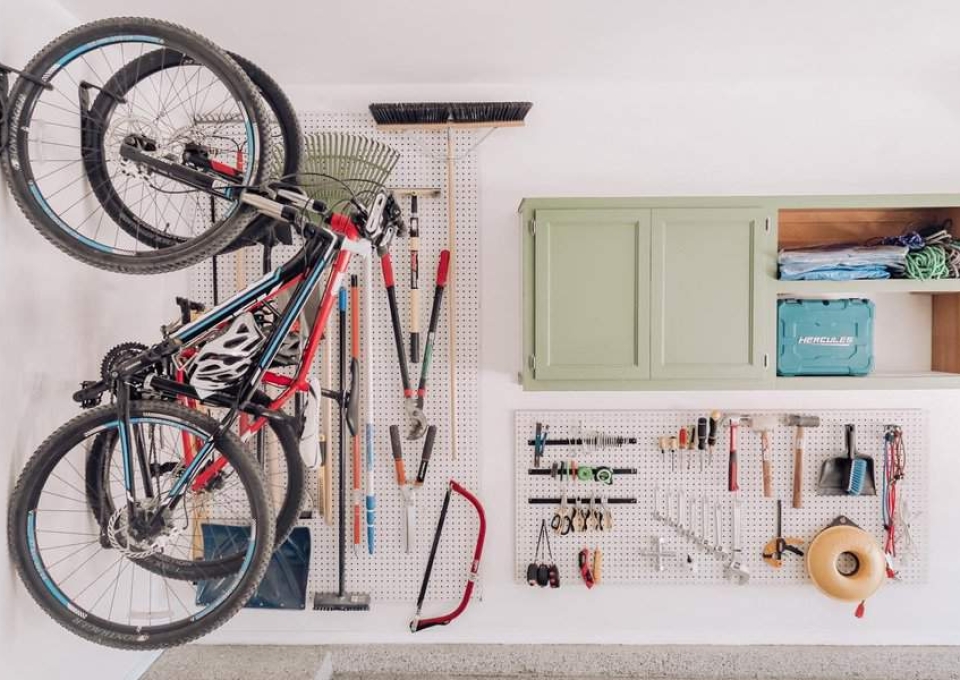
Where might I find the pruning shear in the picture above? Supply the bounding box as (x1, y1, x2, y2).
(390, 423, 437, 553)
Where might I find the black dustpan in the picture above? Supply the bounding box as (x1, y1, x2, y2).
(817, 424, 876, 496)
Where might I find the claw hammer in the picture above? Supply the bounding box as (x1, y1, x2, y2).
(784, 414, 820, 509)
(746, 415, 778, 498)
(724, 415, 747, 493)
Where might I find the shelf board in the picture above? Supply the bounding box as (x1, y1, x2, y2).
(775, 279, 960, 295)
(776, 371, 960, 390)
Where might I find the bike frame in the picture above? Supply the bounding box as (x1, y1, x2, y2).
(115, 210, 371, 515)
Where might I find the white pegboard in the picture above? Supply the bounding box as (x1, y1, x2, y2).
(189, 113, 480, 603)
(515, 410, 927, 587)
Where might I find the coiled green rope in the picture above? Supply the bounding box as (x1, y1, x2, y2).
(905, 245, 949, 279)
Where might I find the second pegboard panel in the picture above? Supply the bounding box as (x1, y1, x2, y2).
(515, 410, 927, 587)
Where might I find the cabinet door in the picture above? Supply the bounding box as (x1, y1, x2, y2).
(534, 209, 651, 380)
(650, 208, 767, 380)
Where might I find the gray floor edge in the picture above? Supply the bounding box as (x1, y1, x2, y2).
(142, 644, 960, 680)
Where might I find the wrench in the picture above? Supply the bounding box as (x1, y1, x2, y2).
(713, 500, 725, 556)
(724, 498, 751, 585)
(700, 496, 710, 548)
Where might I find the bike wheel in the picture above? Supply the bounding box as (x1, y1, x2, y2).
(75, 48, 302, 252)
(8, 401, 274, 649)
(1, 17, 275, 274)
(84, 396, 304, 579)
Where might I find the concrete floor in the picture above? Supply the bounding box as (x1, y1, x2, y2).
(142, 644, 960, 680)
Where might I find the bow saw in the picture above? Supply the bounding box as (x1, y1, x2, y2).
(410, 479, 486, 632)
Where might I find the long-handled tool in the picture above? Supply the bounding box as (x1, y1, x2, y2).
(350, 275, 362, 554)
(314, 286, 370, 611)
(818, 423, 877, 496)
(409, 250, 451, 440)
(785, 414, 820, 509)
(320, 334, 334, 523)
(390, 423, 438, 553)
(363, 248, 377, 554)
(762, 499, 804, 568)
(408, 194, 421, 363)
(380, 252, 428, 438)
(747, 415, 778, 498)
(410, 480, 486, 632)
(370, 101, 533, 460)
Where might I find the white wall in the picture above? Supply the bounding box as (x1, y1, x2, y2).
(0, 1, 186, 676)
(3, 6, 960, 677)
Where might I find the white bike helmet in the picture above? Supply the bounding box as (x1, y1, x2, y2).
(188, 313, 265, 398)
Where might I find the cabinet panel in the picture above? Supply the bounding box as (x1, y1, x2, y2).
(534, 209, 651, 380)
(650, 208, 766, 380)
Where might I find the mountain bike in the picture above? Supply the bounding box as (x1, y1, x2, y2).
(0, 17, 303, 273)
(6, 18, 409, 649)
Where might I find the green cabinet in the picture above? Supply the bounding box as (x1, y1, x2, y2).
(522, 193, 960, 391)
(533, 210, 651, 380)
(521, 198, 773, 390)
(649, 208, 767, 380)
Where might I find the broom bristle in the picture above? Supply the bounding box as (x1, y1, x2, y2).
(369, 102, 533, 125)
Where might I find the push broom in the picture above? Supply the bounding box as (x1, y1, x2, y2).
(369, 102, 533, 459)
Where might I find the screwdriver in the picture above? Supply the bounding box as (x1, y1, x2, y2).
(697, 417, 708, 471)
(658, 436, 670, 466)
(708, 411, 722, 467)
(669, 436, 679, 472)
(678, 427, 688, 472)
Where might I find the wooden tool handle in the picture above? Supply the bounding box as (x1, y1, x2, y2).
(761, 431, 773, 498)
(792, 429, 804, 509)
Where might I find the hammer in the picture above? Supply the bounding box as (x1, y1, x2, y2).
(784, 414, 821, 509)
(724, 415, 747, 493)
(746, 415, 778, 498)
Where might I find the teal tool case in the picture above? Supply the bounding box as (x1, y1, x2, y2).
(777, 299, 874, 376)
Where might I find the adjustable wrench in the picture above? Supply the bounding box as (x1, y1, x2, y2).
(724, 498, 750, 585)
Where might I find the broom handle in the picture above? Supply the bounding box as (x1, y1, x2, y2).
(446, 128, 458, 461)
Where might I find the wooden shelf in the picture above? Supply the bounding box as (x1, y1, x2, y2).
(775, 279, 960, 295)
(776, 371, 960, 390)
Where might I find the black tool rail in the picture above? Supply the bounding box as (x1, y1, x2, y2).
(526, 437, 638, 447)
(527, 468, 637, 475)
(527, 497, 637, 504)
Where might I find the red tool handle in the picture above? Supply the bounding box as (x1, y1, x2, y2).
(381, 252, 396, 288)
(436, 249, 451, 286)
(728, 421, 739, 492)
(389, 424, 406, 485)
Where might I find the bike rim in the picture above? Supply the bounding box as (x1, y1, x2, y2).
(15, 35, 259, 256)
(23, 415, 261, 636)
